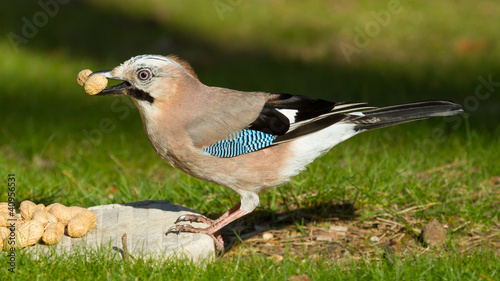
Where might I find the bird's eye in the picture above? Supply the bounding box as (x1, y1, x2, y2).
(137, 69, 152, 81)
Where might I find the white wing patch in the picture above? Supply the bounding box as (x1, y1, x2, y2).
(276, 109, 297, 122)
(348, 112, 365, 117)
(277, 103, 373, 133)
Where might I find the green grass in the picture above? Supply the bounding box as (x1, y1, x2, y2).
(0, 248, 498, 280)
(0, 0, 499, 280)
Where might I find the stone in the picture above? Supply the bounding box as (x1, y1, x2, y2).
(28, 200, 215, 262)
(262, 232, 274, 241)
(329, 225, 348, 234)
(421, 218, 447, 247)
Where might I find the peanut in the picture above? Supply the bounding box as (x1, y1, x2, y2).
(77, 69, 93, 87)
(67, 210, 97, 238)
(20, 200, 38, 221)
(84, 74, 108, 95)
(0, 202, 9, 215)
(0, 206, 17, 226)
(45, 203, 58, 212)
(31, 209, 49, 227)
(1, 204, 17, 223)
(48, 204, 87, 225)
(0, 213, 6, 228)
(42, 222, 65, 245)
(0, 227, 9, 241)
(4, 215, 24, 228)
(11, 220, 44, 249)
(0, 227, 9, 250)
(2, 201, 97, 247)
(14, 214, 24, 227)
(46, 212, 58, 224)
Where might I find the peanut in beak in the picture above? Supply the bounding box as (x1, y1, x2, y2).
(77, 69, 108, 95)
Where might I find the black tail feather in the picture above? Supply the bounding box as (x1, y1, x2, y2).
(353, 101, 463, 131)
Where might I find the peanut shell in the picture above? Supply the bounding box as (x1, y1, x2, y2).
(45, 203, 58, 212)
(42, 222, 65, 245)
(46, 212, 58, 224)
(5, 215, 24, 228)
(0, 227, 10, 251)
(0, 227, 9, 250)
(31, 209, 49, 227)
(36, 203, 45, 211)
(1, 205, 16, 222)
(77, 69, 93, 87)
(11, 220, 44, 249)
(0, 202, 9, 215)
(84, 74, 107, 95)
(14, 214, 25, 227)
(0, 227, 9, 241)
(20, 200, 37, 221)
(48, 204, 87, 225)
(0, 213, 6, 228)
(67, 210, 97, 238)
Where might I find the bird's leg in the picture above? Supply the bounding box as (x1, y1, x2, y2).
(174, 201, 243, 225)
(167, 192, 259, 251)
(166, 201, 249, 251)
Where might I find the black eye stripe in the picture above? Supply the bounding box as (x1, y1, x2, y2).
(127, 88, 155, 103)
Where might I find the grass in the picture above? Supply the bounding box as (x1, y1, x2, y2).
(0, 0, 499, 280)
(0, 248, 498, 280)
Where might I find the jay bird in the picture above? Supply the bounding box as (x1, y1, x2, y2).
(86, 54, 463, 250)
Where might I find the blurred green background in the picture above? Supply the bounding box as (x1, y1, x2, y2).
(0, 0, 499, 207)
(1, 2, 499, 277)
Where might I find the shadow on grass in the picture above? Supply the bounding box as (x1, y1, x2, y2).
(96, 197, 357, 252)
(220, 202, 357, 251)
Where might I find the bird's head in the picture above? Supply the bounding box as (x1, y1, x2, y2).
(88, 54, 199, 105)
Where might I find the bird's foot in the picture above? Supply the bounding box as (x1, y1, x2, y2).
(165, 202, 250, 253)
(175, 214, 214, 225)
(166, 223, 224, 252)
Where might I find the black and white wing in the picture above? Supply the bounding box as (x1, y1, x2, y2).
(202, 93, 463, 158)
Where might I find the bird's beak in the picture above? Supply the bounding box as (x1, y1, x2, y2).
(89, 69, 132, 96)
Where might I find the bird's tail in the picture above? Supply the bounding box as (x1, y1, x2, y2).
(353, 101, 463, 131)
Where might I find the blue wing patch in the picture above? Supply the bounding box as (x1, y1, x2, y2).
(202, 129, 276, 158)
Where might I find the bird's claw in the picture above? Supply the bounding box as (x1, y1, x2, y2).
(166, 216, 225, 252)
(174, 214, 214, 225)
(174, 215, 188, 224)
(165, 224, 186, 235)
